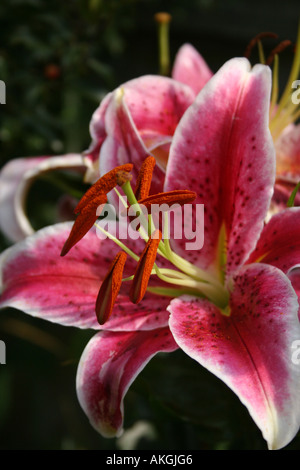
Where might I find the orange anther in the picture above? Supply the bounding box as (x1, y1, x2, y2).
(130, 230, 162, 304)
(60, 194, 107, 256)
(74, 163, 133, 214)
(96, 251, 127, 325)
(134, 156, 156, 200)
(138, 189, 197, 211)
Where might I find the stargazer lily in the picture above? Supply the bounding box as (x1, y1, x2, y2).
(1, 57, 300, 450)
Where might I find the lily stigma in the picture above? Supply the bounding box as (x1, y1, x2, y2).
(61, 156, 229, 325)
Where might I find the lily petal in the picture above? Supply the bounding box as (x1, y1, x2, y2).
(247, 207, 300, 272)
(172, 43, 213, 95)
(85, 92, 113, 163)
(94, 76, 195, 201)
(0, 153, 92, 242)
(76, 327, 178, 437)
(0, 222, 170, 330)
(287, 268, 300, 318)
(165, 58, 275, 277)
(168, 263, 300, 450)
(275, 123, 300, 183)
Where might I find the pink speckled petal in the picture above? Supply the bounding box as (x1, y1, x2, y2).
(98, 92, 164, 207)
(76, 327, 178, 437)
(116, 76, 195, 142)
(97, 76, 195, 201)
(165, 58, 275, 277)
(275, 123, 300, 183)
(85, 92, 112, 163)
(247, 207, 300, 272)
(0, 222, 170, 330)
(169, 263, 300, 450)
(287, 268, 300, 320)
(172, 43, 213, 95)
(0, 154, 92, 242)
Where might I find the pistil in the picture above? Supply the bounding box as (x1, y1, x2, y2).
(154, 12, 172, 76)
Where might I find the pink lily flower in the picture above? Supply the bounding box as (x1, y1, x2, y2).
(0, 53, 198, 243)
(85, 74, 196, 202)
(1, 57, 300, 451)
(85, 44, 211, 204)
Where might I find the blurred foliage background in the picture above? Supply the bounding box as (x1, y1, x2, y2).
(0, 0, 300, 450)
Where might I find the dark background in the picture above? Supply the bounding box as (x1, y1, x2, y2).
(0, 0, 299, 450)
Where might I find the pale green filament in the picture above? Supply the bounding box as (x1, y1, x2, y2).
(270, 24, 300, 140)
(270, 54, 279, 112)
(257, 39, 265, 65)
(162, 212, 224, 288)
(99, 178, 230, 310)
(94, 224, 140, 262)
(147, 286, 202, 298)
(113, 187, 128, 209)
(153, 264, 229, 308)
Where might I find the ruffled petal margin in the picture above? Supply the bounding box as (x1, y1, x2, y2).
(0, 222, 171, 331)
(76, 327, 178, 437)
(0, 153, 92, 242)
(168, 263, 300, 450)
(172, 43, 213, 95)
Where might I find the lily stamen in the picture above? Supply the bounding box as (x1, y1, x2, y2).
(269, 25, 300, 139)
(244, 32, 278, 63)
(61, 164, 134, 256)
(266, 39, 292, 66)
(62, 158, 228, 320)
